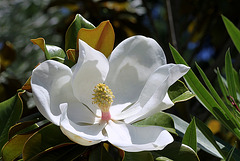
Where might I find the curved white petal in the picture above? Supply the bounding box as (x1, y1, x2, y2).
(31, 60, 73, 125)
(66, 101, 100, 125)
(123, 64, 190, 123)
(105, 120, 173, 152)
(60, 105, 107, 146)
(109, 102, 132, 119)
(105, 36, 166, 105)
(159, 93, 175, 111)
(72, 40, 109, 113)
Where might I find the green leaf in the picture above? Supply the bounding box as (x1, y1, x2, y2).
(170, 114, 240, 161)
(168, 80, 195, 103)
(31, 38, 66, 63)
(216, 68, 230, 104)
(222, 15, 240, 54)
(170, 114, 222, 158)
(196, 63, 227, 110)
(65, 14, 95, 51)
(233, 69, 240, 95)
(170, 44, 240, 139)
(28, 143, 87, 161)
(123, 151, 154, 161)
(0, 90, 24, 151)
(1, 133, 33, 161)
(196, 63, 237, 126)
(182, 117, 197, 152)
(134, 111, 176, 135)
(45, 45, 66, 63)
(195, 117, 226, 159)
(89, 144, 115, 161)
(153, 142, 199, 161)
(225, 49, 238, 102)
(170, 44, 220, 111)
(22, 123, 71, 160)
(9, 120, 41, 139)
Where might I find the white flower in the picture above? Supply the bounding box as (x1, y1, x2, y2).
(31, 36, 189, 152)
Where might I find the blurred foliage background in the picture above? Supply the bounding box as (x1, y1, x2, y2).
(1, 0, 240, 160)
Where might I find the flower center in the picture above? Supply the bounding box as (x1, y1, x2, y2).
(92, 83, 114, 121)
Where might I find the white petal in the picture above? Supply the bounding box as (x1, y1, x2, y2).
(124, 64, 190, 123)
(105, 120, 173, 152)
(160, 93, 175, 111)
(60, 105, 107, 146)
(66, 101, 100, 125)
(109, 102, 132, 119)
(72, 40, 109, 113)
(105, 36, 166, 105)
(31, 60, 73, 125)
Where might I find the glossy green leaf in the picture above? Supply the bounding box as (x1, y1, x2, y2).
(65, 14, 95, 51)
(8, 118, 43, 139)
(45, 45, 66, 62)
(22, 123, 71, 160)
(168, 80, 195, 103)
(195, 117, 226, 159)
(170, 44, 221, 111)
(196, 63, 237, 126)
(28, 143, 87, 161)
(89, 144, 115, 161)
(222, 15, 240, 54)
(31, 38, 66, 63)
(225, 49, 238, 102)
(134, 111, 176, 135)
(153, 142, 199, 161)
(233, 69, 240, 95)
(123, 151, 154, 161)
(170, 114, 223, 158)
(0, 90, 24, 151)
(172, 115, 240, 161)
(170, 44, 240, 139)
(216, 68, 230, 104)
(196, 63, 227, 109)
(182, 117, 197, 152)
(1, 133, 33, 161)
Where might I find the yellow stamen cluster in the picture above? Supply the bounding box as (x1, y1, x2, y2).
(92, 83, 114, 112)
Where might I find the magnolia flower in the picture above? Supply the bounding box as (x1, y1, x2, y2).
(31, 36, 189, 152)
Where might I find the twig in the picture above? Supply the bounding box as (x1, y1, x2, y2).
(166, 0, 178, 49)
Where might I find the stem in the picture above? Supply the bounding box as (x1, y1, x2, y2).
(166, 0, 178, 49)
